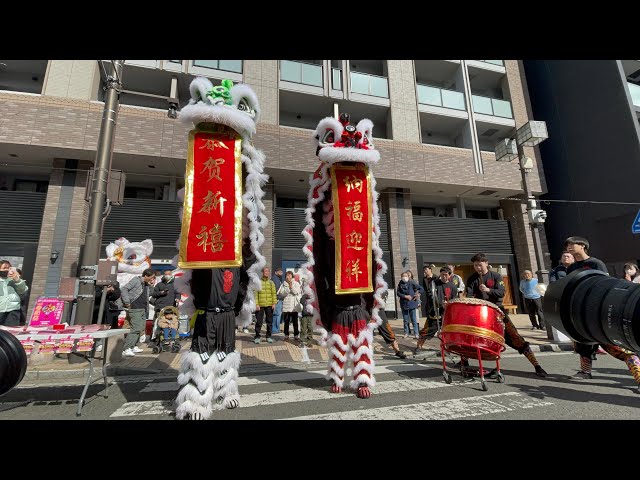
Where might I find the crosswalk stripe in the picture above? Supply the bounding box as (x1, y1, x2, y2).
(285, 392, 553, 420)
(111, 400, 173, 417)
(138, 362, 430, 393)
(240, 377, 449, 408)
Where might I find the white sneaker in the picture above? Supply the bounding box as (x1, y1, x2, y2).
(132, 346, 144, 353)
(242, 328, 250, 334)
(122, 348, 135, 357)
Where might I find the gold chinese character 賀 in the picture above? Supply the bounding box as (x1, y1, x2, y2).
(343, 175, 363, 193)
(199, 138, 230, 152)
(345, 201, 363, 222)
(199, 190, 227, 216)
(201, 157, 225, 182)
(196, 224, 224, 253)
(345, 259, 363, 283)
(346, 230, 364, 250)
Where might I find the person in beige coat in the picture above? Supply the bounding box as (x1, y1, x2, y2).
(281, 271, 302, 340)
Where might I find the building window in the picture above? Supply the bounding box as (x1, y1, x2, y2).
(193, 60, 243, 74)
(14, 180, 48, 193)
(124, 187, 158, 199)
(466, 209, 490, 219)
(276, 198, 307, 209)
(412, 207, 436, 217)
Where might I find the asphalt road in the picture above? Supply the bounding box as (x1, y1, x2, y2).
(1, 351, 639, 420)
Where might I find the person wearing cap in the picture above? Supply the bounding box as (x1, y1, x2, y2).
(271, 266, 284, 335)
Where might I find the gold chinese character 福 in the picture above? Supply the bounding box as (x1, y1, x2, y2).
(199, 138, 230, 152)
(343, 175, 363, 193)
(346, 230, 364, 250)
(345, 201, 363, 222)
(196, 224, 224, 253)
(199, 190, 227, 216)
(345, 259, 363, 283)
(201, 157, 225, 182)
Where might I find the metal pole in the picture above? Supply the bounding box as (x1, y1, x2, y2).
(517, 143, 549, 285)
(75, 60, 124, 326)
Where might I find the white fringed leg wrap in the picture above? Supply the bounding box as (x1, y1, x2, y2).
(326, 333, 348, 389)
(348, 327, 376, 390)
(211, 351, 241, 409)
(175, 351, 218, 420)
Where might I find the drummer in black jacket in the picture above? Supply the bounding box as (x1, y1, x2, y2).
(465, 253, 547, 378)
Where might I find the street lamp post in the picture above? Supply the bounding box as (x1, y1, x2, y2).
(495, 120, 550, 285)
(74, 60, 124, 326)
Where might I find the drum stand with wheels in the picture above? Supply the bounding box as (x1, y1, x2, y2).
(440, 344, 505, 391)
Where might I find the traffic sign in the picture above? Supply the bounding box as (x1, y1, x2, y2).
(633, 210, 640, 234)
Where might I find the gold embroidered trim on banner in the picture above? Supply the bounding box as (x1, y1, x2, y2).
(331, 164, 373, 294)
(179, 128, 243, 268)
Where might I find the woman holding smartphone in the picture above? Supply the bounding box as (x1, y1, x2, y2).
(0, 260, 29, 326)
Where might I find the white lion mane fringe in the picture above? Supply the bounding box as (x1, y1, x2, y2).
(300, 163, 331, 344)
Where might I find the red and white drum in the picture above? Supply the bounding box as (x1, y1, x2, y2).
(440, 297, 505, 360)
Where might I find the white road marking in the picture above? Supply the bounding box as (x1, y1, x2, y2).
(110, 400, 173, 417)
(286, 392, 553, 420)
(138, 362, 430, 393)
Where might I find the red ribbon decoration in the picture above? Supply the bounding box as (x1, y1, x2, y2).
(179, 127, 243, 268)
(331, 164, 373, 294)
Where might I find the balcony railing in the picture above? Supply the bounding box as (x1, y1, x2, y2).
(280, 60, 323, 87)
(472, 94, 513, 118)
(477, 60, 504, 66)
(628, 82, 640, 107)
(417, 84, 465, 110)
(350, 71, 389, 98)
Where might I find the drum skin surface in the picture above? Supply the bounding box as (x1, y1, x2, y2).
(440, 298, 505, 360)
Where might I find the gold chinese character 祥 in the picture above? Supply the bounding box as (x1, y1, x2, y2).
(199, 191, 227, 216)
(201, 157, 225, 182)
(346, 230, 364, 250)
(345, 201, 363, 222)
(199, 138, 230, 152)
(196, 224, 224, 253)
(345, 259, 363, 283)
(343, 175, 363, 193)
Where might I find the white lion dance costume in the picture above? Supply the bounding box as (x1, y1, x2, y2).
(105, 237, 154, 287)
(173, 77, 268, 420)
(300, 113, 388, 399)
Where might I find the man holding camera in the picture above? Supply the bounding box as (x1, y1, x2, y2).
(0, 260, 28, 326)
(121, 268, 156, 357)
(564, 236, 640, 393)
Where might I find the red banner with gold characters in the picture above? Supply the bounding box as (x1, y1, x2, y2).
(179, 125, 243, 268)
(331, 164, 373, 294)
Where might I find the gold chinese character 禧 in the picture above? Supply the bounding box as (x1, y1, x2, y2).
(201, 157, 225, 182)
(196, 224, 224, 253)
(343, 175, 363, 193)
(199, 138, 230, 152)
(345, 201, 363, 222)
(346, 259, 363, 283)
(199, 190, 227, 216)
(346, 230, 364, 250)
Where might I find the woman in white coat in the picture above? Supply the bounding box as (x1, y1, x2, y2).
(281, 271, 302, 340)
